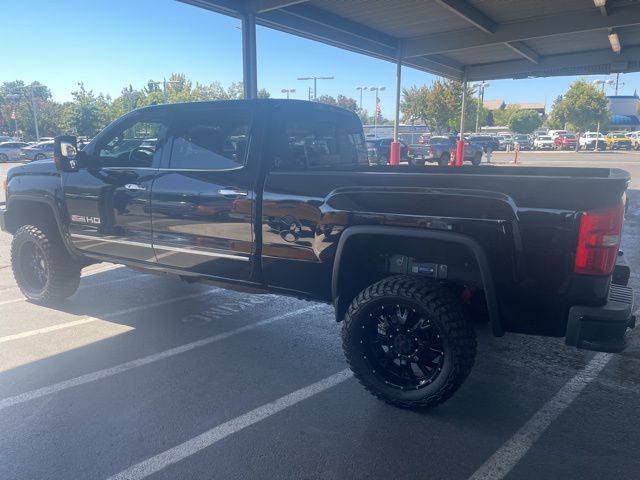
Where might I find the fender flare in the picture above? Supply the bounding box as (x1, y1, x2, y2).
(7, 194, 82, 260)
(331, 225, 503, 336)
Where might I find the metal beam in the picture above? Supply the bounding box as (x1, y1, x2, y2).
(505, 41, 540, 64)
(465, 45, 640, 81)
(253, 0, 308, 13)
(403, 4, 640, 57)
(242, 10, 258, 98)
(434, 0, 497, 34)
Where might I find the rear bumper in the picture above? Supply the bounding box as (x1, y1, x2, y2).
(565, 283, 635, 353)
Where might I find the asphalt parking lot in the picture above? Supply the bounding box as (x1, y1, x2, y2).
(1, 152, 640, 480)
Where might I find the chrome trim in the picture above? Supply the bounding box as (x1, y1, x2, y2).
(70, 234, 249, 261)
(153, 243, 250, 261)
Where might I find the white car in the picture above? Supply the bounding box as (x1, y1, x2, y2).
(533, 135, 554, 150)
(625, 131, 640, 150)
(579, 132, 606, 150)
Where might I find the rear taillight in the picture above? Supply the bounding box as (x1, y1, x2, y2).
(574, 204, 624, 275)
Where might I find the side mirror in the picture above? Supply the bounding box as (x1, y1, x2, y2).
(54, 135, 79, 171)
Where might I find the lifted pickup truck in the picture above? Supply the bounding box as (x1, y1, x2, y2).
(408, 135, 483, 166)
(0, 100, 635, 409)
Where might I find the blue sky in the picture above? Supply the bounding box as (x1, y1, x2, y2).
(4, 0, 639, 116)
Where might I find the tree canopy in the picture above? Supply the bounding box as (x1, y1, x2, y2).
(547, 80, 609, 132)
(508, 109, 542, 134)
(401, 80, 486, 134)
(0, 74, 271, 140)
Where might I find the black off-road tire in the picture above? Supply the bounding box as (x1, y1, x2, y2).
(471, 152, 482, 166)
(342, 275, 477, 409)
(438, 153, 449, 166)
(11, 225, 81, 303)
(34, 153, 45, 161)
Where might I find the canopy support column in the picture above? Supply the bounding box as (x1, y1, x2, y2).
(390, 50, 402, 166)
(242, 9, 258, 99)
(456, 73, 467, 167)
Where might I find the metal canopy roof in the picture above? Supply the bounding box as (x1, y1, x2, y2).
(179, 0, 640, 81)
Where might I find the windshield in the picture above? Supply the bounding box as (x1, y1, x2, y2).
(538, 136, 551, 140)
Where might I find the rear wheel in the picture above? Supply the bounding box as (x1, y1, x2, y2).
(0, 153, 8, 163)
(438, 153, 449, 166)
(471, 152, 482, 166)
(378, 154, 388, 165)
(11, 225, 81, 303)
(342, 276, 477, 409)
(34, 153, 45, 160)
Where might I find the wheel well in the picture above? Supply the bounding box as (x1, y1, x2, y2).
(333, 233, 485, 323)
(6, 200, 58, 234)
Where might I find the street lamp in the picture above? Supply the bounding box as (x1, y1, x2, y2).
(13, 84, 47, 141)
(149, 78, 183, 104)
(281, 88, 296, 99)
(368, 86, 385, 137)
(356, 86, 368, 110)
(472, 81, 490, 133)
(592, 78, 615, 92)
(296, 76, 334, 100)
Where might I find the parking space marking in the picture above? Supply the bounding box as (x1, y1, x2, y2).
(107, 368, 352, 480)
(0, 289, 220, 344)
(0, 274, 149, 307)
(468, 352, 612, 480)
(0, 305, 320, 412)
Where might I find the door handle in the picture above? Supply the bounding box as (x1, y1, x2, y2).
(218, 188, 248, 198)
(124, 184, 146, 192)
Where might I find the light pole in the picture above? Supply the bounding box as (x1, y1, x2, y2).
(296, 76, 334, 100)
(280, 88, 296, 99)
(15, 84, 47, 141)
(150, 78, 183, 104)
(472, 81, 490, 133)
(356, 86, 367, 110)
(592, 78, 615, 92)
(368, 86, 385, 137)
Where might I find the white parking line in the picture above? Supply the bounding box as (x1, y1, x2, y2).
(0, 289, 220, 344)
(0, 304, 320, 412)
(107, 368, 352, 480)
(468, 352, 612, 480)
(0, 274, 147, 307)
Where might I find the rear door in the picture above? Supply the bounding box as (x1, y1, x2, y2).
(149, 104, 257, 281)
(63, 113, 167, 263)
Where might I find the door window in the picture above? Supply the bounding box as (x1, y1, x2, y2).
(169, 111, 250, 170)
(96, 120, 164, 168)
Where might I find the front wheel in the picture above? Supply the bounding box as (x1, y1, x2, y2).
(11, 225, 81, 303)
(342, 276, 477, 409)
(438, 153, 449, 166)
(0, 153, 8, 163)
(471, 152, 482, 166)
(34, 153, 45, 161)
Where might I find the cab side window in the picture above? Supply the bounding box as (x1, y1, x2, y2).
(96, 120, 164, 168)
(276, 118, 367, 170)
(169, 111, 250, 170)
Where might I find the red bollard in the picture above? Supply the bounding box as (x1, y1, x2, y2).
(455, 140, 465, 167)
(389, 141, 401, 166)
(449, 149, 456, 166)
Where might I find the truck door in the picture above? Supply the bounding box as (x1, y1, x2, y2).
(149, 105, 256, 281)
(63, 114, 166, 263)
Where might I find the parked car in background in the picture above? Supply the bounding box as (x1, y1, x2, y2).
(624, 131, 640, 150)
(20, 141, 55, 161)
(533, 135, 554, 150)
(417, 133, 431, 144)
(579, 132, 606, 150)
(366, 138, 409, 165)
(37, 137, 55, 143)
(548, 130, 568, 139)
(0, 141, 30, 162)
(497, 133, 514, 150)
(513, 134, 532, 150)
(606, 132, 632, 150)
(409, 135, 483, 166)
(554, 133, 578, 150)
(466, 135, 499, 152)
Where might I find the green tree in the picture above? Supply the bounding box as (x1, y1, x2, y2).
(549, 81, 609, 132)
(508, 109, 542, 134)
(316, 94, 337, 106)
(62, 83, 110, 137)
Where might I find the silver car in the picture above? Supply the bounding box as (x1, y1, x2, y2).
(0, 141, 30, 163)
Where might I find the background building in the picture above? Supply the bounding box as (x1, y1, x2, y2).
(608, 94, 640, 131)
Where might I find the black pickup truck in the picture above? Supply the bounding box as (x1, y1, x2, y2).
(0, 99, 635, 409)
